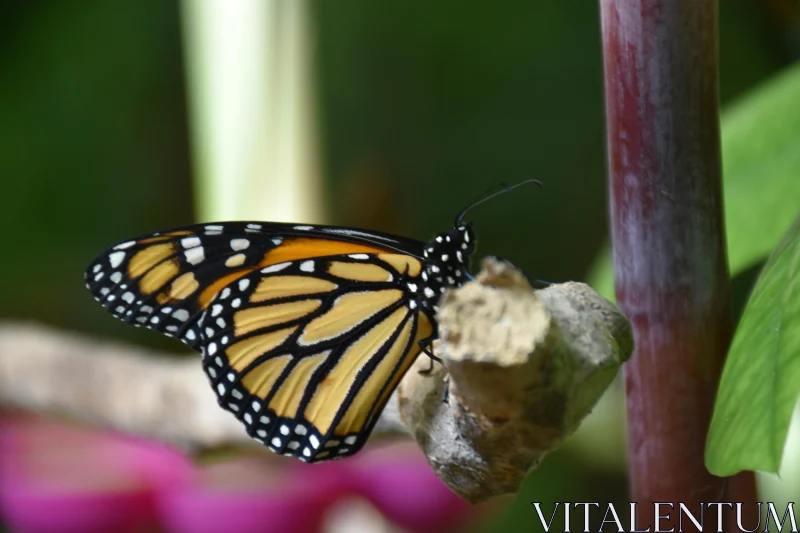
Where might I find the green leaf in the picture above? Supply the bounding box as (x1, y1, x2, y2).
(587, 61, 800, 298)
(706, 215, 800, 476)
(722, 63, 800, 274)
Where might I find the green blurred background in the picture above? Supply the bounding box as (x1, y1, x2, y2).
(1, 0, 797, 530)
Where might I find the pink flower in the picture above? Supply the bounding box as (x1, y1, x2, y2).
(0, 416, 474, 533)
(349, 443, 473, 533)
(0, 415, 190, 533)
(157, 455, 348, 533)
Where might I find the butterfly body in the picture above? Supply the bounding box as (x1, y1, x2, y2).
(85, 220, 475, 462)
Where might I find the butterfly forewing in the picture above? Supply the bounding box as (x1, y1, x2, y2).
(84, 223, 418, 347)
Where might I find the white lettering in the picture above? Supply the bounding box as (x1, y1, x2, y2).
(765, 502, 798, 532)
(654, 503, 675, 533)
(531, 503, 560, 532)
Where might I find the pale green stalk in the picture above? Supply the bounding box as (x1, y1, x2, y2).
(180, 0, 323, 223)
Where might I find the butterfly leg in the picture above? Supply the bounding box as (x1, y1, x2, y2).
(417, 336, 441, 375)
(442, 374, 450, 405)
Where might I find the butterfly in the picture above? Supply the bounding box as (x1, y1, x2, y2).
(84, 179, 541, 462)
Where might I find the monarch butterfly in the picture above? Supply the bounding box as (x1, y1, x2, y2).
(84, 180, 540, 462)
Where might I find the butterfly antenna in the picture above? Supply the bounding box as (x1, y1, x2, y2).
(455, 179, 543, 224)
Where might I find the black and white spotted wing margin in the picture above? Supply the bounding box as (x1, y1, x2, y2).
(197, 253, 434, 461)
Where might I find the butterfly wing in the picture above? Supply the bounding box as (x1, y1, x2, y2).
(85, 222, 433, 461)
(200, 253, 433, 461)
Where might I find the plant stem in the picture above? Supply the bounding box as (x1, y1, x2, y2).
(599, 0, 757, 527)
(180, 0, 323, 223)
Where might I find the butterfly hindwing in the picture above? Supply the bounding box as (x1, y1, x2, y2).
(199, 252, 433, 461)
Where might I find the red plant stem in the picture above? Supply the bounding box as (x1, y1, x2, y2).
(600, 0, 757, 528)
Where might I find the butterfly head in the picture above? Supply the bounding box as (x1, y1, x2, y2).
(417, 223, 475, 311)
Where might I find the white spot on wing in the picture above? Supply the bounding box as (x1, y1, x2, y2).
(114, 240, 136, 250)
(348, 254, 369, 260)
(300, 260, 314, 272)
(239, 279, 250, 291)
(185, 247, 205, 265)
(261, 262, 290, 273)
(181, 237, 201, 249)
(108, 251, 126, 268)
(293, 225, 313, 230)
(230, 238, 250, 251)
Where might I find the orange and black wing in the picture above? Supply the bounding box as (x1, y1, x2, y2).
(85, 222, 433, 461)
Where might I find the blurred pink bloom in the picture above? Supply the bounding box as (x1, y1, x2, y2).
(349, 443, 473, 533)
(0, 417, 472, 533)
(0, 415, 189, 533)
(157, 456, 347, 533)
